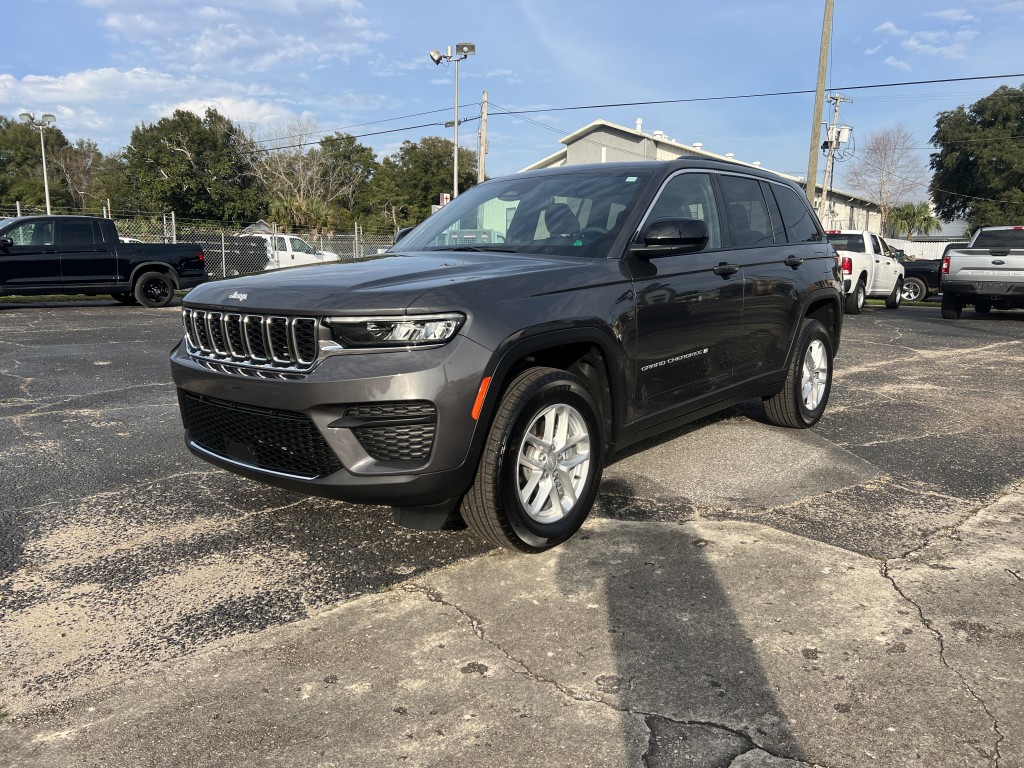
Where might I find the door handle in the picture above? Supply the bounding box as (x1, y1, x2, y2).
(784, 256, 804, 268)
(713, 262, 740, 277)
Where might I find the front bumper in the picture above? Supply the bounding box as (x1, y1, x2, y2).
(170, 333, 492, 507)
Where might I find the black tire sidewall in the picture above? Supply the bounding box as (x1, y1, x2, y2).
(495, 375, 604, 549)
(134, 272, 174, 308)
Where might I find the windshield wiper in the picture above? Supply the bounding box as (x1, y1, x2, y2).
(427, 245, 520, 253)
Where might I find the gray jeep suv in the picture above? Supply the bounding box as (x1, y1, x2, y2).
(171, 159, 843, 553)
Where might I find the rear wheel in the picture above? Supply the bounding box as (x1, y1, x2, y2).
(844, 280, 865, 314)
(941, 292, 963, 320)
(763, 319, 833, 429)
(885, 278, 903, 309)
(901, 277, 927, 302)
(461, 367, 604, 553)
(134, 271, 175, 308)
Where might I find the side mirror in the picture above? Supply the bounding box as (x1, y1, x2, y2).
(629, 217, 709, 259)
(394, 226, 416, 244)
(0, 236, 12, 249)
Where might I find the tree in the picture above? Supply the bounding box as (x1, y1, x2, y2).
(0, 115, 72, 211)
(843, 123, 928, 234)
(930, 85, 1024, 230)
(246, 119, 379, 231)
(50, 139, 106, 212)
(360, 137, 477, 230)
(123, 108, 264, 221)
(888, 201, 941, 239)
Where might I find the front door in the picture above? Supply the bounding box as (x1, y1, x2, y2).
(0, 219, 61, 291)
(629, 171, 743, 419)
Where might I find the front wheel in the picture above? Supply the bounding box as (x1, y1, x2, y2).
(134, 271, 175, 308)
(461, 367, 604, 553)
(885, 278, 903, 309)
(844, 280, 865, 314)
(763, 319, 833, 429)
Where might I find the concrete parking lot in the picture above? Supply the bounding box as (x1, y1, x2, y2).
(0, 299, 1022, 766)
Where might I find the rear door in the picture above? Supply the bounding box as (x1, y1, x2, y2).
(0, 218, 61, 290)
(717, 174, 804, 382)
(57, 218, 117, 286)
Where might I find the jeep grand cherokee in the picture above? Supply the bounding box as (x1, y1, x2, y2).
(170, 159, 842, 553)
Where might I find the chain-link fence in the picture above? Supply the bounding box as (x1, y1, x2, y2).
(0, 204, 398, 280)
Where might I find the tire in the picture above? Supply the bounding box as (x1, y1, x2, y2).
(461, 367, 604, 553)
(111, 292, 138, 305)
(885, 278, 903, 309)
(975, 299, 992, 314)
(940, 292, 962, 320)
(901, 277, 927, 302)
(844, 280, 866, 314)
(134, 271, 175, 308)
(763, 319, 833, 429)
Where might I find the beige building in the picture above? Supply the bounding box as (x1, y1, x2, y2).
(522, 119, 881, 233)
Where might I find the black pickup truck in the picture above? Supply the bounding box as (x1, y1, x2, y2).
(893, 251, 944, 302)
(0, 215, 207, 307)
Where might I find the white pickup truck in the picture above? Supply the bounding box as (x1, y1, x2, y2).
(826, 230, 905, 314)
(940, 225, 1024, 319)
(250, 233, 340, 270)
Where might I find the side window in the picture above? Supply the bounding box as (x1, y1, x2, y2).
(871, 235, 884, 255)
(59, 220, 98, 246)
(4, 221, 54, 246)
(647, 172, 721, 250)
(878, 236, 892, 257)
(771, 184, 824, 244)
(718, 174, 775, 247)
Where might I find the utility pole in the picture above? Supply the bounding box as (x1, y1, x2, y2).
(805, 0, 834, 206)
(478, 90, 488, 183)
(819, 93, 852, 228)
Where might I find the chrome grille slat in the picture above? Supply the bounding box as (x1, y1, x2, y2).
(183, 308, 318, 374)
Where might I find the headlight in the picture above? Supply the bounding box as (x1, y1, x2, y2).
(326, 313, 465, 349)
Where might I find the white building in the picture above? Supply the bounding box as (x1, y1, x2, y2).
(521, 119, 882, 233)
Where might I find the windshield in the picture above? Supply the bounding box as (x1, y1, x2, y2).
(392, 169, 652, 258)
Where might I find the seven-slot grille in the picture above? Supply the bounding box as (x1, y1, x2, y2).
(183, 308, 319, 372)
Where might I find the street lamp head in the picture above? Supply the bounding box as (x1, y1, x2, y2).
(428, 49, 444, 65)
(455, 43, 476, 56)
(19, 112, 33, 122)
(41, 113, 56, 124)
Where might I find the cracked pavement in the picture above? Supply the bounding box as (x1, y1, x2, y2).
(0, 302, 1022, 767)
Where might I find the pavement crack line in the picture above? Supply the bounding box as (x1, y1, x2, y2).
(638, 713, 831, 768)
(402, 583, 818, 766)
(882, 560, 1004, 767)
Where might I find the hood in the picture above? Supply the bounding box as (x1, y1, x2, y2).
(182, 251, 589, 314)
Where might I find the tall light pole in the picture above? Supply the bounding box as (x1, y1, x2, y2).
(20, 112, 56, 215)
(428, 43, 476, 198)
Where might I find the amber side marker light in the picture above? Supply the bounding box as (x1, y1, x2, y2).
(472, 376, 492, 420)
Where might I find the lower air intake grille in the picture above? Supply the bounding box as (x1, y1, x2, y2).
(180, 391, 342, 478)
(347, 402, 436, 462)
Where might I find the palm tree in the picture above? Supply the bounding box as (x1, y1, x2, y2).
(889, 202, 941, 239)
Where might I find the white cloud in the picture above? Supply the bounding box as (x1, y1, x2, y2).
(874, 21, 907, 36)
(929, 9, 975, 22)
(883, 56, 911, 71)
(902, 29, 976, 59)
(864, 45, 882, 55)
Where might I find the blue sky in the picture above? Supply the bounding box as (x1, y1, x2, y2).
(4, 0, 1023, 198)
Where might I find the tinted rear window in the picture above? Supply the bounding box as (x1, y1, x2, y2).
(827, 233, 866, 252)
(973, 229, 1024, 248)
